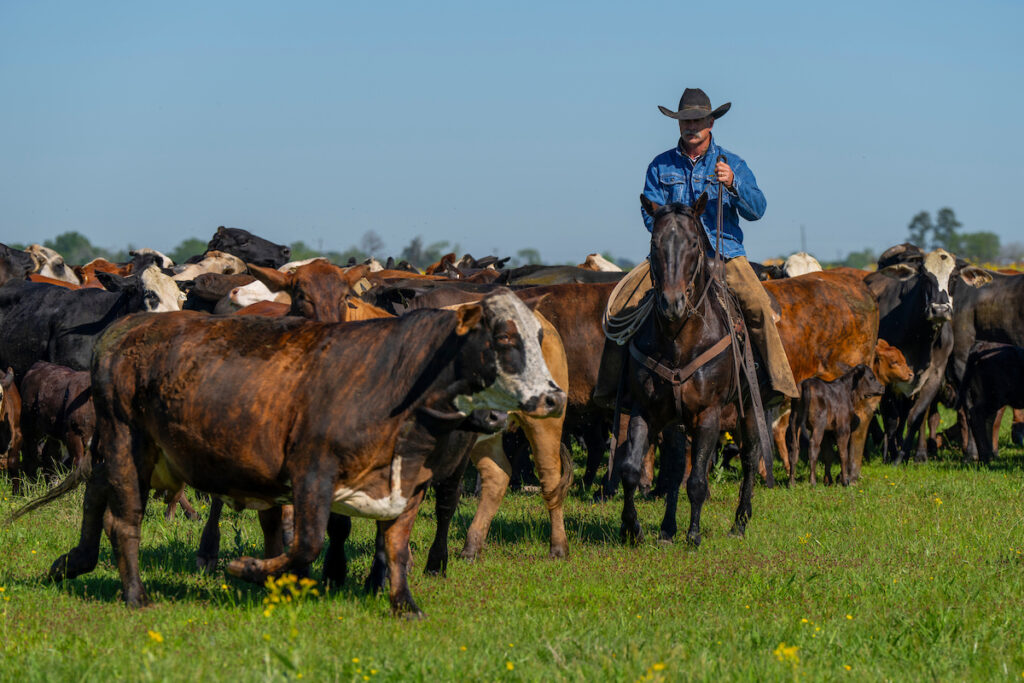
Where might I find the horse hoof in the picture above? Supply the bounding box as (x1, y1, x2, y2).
(728, 525, 745, 538)
(620, 524, 643, 545)
(196, 554, 218, 574)
(658, 529, 675, 543)
(685, 532, 701, 548)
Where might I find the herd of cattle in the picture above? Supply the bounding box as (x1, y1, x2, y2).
(0, 226, 1022, 617)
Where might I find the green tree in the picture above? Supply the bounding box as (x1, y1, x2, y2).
(359, 231, 385, 257)
(44, 231, 99, 264)
(933, 207, 962, 252)
(841, 248, 877, 269)
(169, 238, 207, 264)
(515, 248, 542, 266)
(288, 241, 321, 261)
(907, 211, 933, 248)
(956, 231, 1001, 262)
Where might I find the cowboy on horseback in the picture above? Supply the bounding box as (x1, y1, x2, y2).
(595, 87, 799, 405)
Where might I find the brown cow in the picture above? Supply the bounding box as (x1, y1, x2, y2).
(38, 290, 564, 617)
(0, 369, 21, 476)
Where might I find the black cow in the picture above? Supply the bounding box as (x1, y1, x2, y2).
(205, 226, 291, 268)
(863, 243, 990, 463)
(960, 341, 1024, 464)
(0, 267, 184, 380)
(0, 243, 35, 286)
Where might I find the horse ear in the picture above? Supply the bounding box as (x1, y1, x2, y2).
(640, 194, 661, 216)
(694, 192, 709, 217)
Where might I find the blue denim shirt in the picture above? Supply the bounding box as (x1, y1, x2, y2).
(641, 136, 766, 258)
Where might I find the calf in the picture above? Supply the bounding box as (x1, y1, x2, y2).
(961, 341, 1024, 464)
(17, 362, 94, 490)
(0, 369, 22, 475)
(788, 365, 885, 487)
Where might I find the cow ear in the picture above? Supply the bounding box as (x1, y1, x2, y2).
(959, 265, 993, 288)
(248, 264, 292, 292)
(640, 194, 661, 217)
(518, 292, 550, 311)
(95, 271, 133, 292)
(877, 263, 918, 281)
(1, 367, 13, 388)
(694, 192, 709, 217)
(454, 304, 484, 336)
(344, 264, 371, 283)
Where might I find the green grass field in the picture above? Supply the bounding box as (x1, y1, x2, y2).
(1, 415, 1023, 681)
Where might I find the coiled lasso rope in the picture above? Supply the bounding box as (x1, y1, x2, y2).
(602, 260, 654, 346)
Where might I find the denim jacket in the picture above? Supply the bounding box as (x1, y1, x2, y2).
(641, 136, 766, 258)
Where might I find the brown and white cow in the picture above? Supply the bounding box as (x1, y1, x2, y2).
(0, 369, 21, 476)
(42, 289, 564, 617)
(26, 244, 81, 285)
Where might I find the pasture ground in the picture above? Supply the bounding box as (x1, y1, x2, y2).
(1, 413, 1023, 681)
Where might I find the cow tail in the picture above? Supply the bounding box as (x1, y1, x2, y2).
(545, 442, 575, 511)
(4, 455, 92, 525)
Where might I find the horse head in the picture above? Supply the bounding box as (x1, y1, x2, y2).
(641, 193, 709, 323)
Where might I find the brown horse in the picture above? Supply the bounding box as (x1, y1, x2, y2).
(616, 195, 767, 546)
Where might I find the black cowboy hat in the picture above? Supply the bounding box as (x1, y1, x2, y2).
(658, 88, 731, 121)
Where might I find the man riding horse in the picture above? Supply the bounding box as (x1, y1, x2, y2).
(595, 87, 799, 405)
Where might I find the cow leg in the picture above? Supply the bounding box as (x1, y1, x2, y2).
(425, 456, 470, 576)
(1012, 408, 1024, 447)
(196, 497, 224, 573)
(773, 407, 791, 477)
(786, 409, 801, 488)
(991, 406, 1005, 454)
(461, 436, 510, 560)
(258, 507, 285, 559)
(365, 524, 390, 594)
(380, 488, 428, 618)
(522, 414, 570, 559)
(227, 459, 334, 582)
(580, 419, 607, 491)
(48, 462, 111, 582)
(322, 513, 352, 589)
(927, 408, 943, 458)
(105, 432, 156, 608)
(807, 424, 825, 486)
(618, 412, 651, 544)
(657, 428, 686, 542)
(837, 427, 852, 487)
(685, 409, 721, 547)
(176, 491, 200, 521)
(597, 412, 631, 501)
(969, 407, 997, 465)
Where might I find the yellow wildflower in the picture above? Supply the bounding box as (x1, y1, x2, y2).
(773, 642, 799, 664)
(506, 662, 514, 671)
(653, 663, 666, 671)
(844, 665, 852, 671)
(352, 658, 360, 664)
(846, 614, 853, 620)
(147, 630, 164, 643)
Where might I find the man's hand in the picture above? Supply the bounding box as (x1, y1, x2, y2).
(715, 160, 735, 189)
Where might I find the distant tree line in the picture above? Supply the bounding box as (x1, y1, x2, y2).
(816, 207, 1013, 269)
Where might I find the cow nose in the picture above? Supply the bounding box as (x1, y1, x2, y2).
(538, 388, 567, 418)
(927, 302, 952, 321)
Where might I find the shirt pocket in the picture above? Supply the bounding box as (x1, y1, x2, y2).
(659, 172, 688, 204)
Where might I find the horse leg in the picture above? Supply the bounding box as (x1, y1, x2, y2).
(685, 409, 721, 548)
(618, 412, 650, 544)
(732, 403, 764, 538)
(658, 427, 686, 542)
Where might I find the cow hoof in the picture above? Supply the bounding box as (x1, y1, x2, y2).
(458, 546, 480, 561)
(47, 554, 71, 582)
(196, 554, 218, 574)
(226, 556, 264, 583)
(728, 525, 746, 538)
(398, 609, 425, 621)
(685, 531, 702, 548)
(619, 522, 643, 545)
(548, 545, 568, 560)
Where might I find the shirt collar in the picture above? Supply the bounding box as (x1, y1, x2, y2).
(675, 135, 718, 168)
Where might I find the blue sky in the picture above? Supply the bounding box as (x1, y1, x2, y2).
(2, 0, 1021, 264)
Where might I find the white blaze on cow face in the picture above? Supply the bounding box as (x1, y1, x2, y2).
(140, 265, 187, 312)
(331, 457, 409, 519)
(229, 280, 292, 308)
(454, 291, 566, 419)
(924, 248, 956, 309)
